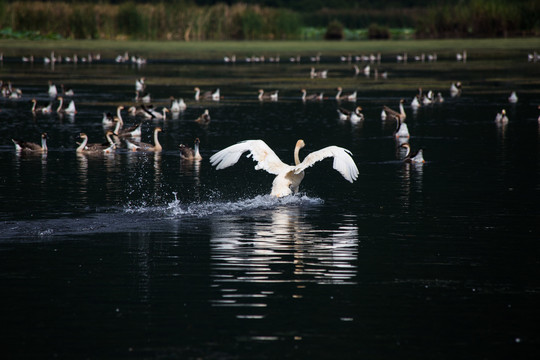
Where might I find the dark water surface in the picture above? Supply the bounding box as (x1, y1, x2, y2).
(1, 53, 540, 359)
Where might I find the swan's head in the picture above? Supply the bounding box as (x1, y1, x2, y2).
(118, 105, 124, 110)
(399, 99, 405, 104)
(337, 86, 343, 91)
(31, 98, 36, 103)
(296, 139, 305, 149)
(57, 96, 63, 101)
(195, 138, 200, 145)
(41, 133, 48, 139)
(155, 127, 162, 133)
(502, 109, 506, 115)
(356, 106, 363, 112)
(79, 133, 87, 139)
(194, 87, 200, 91)
(258, 89, 264, 93)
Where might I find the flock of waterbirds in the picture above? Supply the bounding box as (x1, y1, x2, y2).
(6, 48, 538, 197)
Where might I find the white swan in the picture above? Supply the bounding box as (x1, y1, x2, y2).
(48, 81, 57, 98)
(210, 139, 359, 198)
(401, 143, 425, 163)
(495, 109, 509, 125)
(508, 91, 518, 104)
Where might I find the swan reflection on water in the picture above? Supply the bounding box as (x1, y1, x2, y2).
(209, 203, 359, 310)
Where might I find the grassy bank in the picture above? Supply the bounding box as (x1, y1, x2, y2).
(0, 38, 538, 60)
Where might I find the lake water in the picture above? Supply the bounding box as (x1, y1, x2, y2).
(1, 51, 539, 359)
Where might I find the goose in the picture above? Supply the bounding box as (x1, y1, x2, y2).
(128, 105, 152, 118)
(258, 89, 279, 101)
(450, 82, 462, 97)
(61, 84, 74, 97)
(64, 100, 77, 115)
(394, 118, 410, 138)
(383, 99, 406, 122)
(301, 89, 323, 102)
(113, 116, 142, 138)
(76, 131, 116, 154)
(194, 87, 220, 101)
(48, 81, 57, 98)
(495, 109, 509, 125)
(31, 99, 52, 114)
(102, 112, 115, 127)
(337, 107, 350, 121)
(170, 97, 187, 113)
(310, 67, 328, 79)
(411, 96, 421, 110)
(141, 105, 169, 120)
(179, 138, 203, 161)
(335, 87, 356, 101)
(135, 77, 145, 92)
(12, 133, 48, 153)
(195, 109, 211, 125)
(508, 91, 518, 104)
(350, 106, 364, 123)
(210, 139, 359, 198)
(401, 143, 425, 163)
(124, 127, 163, 152)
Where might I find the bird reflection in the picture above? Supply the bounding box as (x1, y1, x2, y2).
(209, 205, 359, 309)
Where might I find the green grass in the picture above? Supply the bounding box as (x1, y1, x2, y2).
(1, 38, 538, 60)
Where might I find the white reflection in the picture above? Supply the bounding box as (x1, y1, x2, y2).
(209, 205, 359, 310)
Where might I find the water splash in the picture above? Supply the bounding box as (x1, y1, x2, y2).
(125, 192, 323, 218)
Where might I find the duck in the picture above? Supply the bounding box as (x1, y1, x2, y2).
(31, 99, 52, 114)
(76, 131, 116, 154)
(195, 109, 211, 125)
(258, 89, 279, 101)
(508, 91, 518, 104)
(12, 132, 48, 153)
(495, 109, 509, 125)
(401, 143, 425, 163)
(124, 127, 163, 152)
(301, 89, 323, 102)
(335, 87, 357, 101)
(383, 99, 406, 122)
(179, 138, 203, 161)
(210, 139, 359, 198)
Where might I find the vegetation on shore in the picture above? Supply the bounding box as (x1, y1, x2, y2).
(0, 1, 538, 41)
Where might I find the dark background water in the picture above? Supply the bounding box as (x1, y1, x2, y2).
(1, 53, 539, 359)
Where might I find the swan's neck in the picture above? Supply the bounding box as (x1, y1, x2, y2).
(117, 107, 123, 123)
(56, 98, 63, 112)
(294, 144, 302, 165)
(153, 130, 162, 151)
(106, 133, 115, 146)
(258, 90, 264, 100)
(32, 101, 36, 112)
(195, 89, 200, 100)
(41, 137, 48, 151)
(301, 90, 306, 101)
(399, 102, 405, 116)
(403, 145, 411, 157)
(336, 89, 342, 99)
(113, 118, 122, 133)
(76, 136, 88, 152)
(162, 108, 167, 119)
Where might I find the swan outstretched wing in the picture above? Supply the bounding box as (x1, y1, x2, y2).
(294, 146, 359, 183)
(210, 140, 289, 175)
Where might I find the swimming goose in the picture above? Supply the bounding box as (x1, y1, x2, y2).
(124, 127, 163, 152)
(508, 91, 518, 104)
(12, 133, 48, 153)
(335, 87, 357, 101)
(258, 89, 279, 101)
(113, 115, 142, 138)
(194, 87, 220, 101)
(61, 84, 74, 96)
(450, 82, 462, 97)
(495, 109, 509, 125)
(64, 99, 77, 115)
(76, 131, 116, 154)
(411, 96, 421, 110)
(195, 109, 211, 125)
(393, 118, 410, 138)
(401, 143, 425, 163)
(301, 89, 323, 102)
(337, 106, 363, 122)
(48, 81, 57, 98)
(310, 67, 328, 79)
(170, 97, 187, 113)
(383, 99, 406, 122)
(179, 138, 203, 161)
(210, 139, 359, 198)
(141, 105, 169, 120)
(31, 99, 52, 114)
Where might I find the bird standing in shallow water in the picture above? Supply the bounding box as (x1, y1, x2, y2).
(210, 139, 359, 198)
